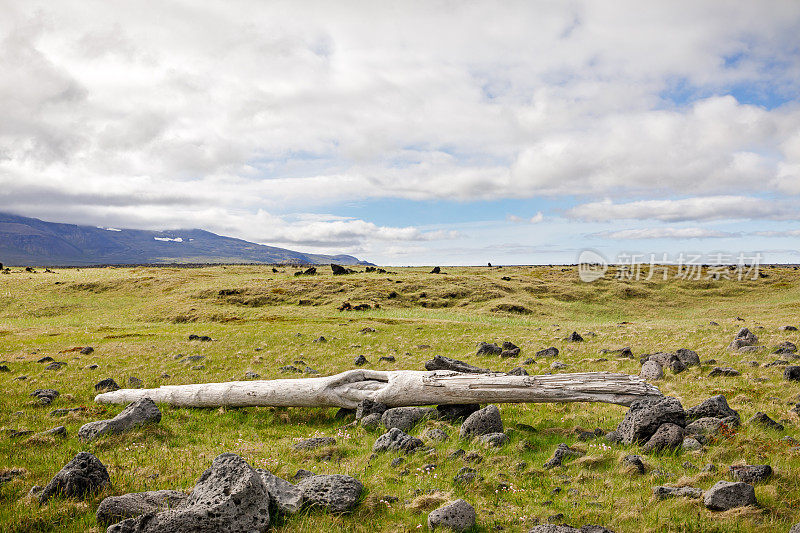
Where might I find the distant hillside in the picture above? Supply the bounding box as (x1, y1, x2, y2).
(0, 212, 370, 266)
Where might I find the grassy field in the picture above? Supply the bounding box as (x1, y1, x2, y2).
(0, 264, 799, 532)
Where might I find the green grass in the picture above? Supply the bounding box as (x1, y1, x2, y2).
(0, 264, 799, 532)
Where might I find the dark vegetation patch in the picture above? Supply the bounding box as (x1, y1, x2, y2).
(491, 303, 533, 314)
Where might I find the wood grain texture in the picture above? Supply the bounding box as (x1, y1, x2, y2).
(95, 370, 663, 408)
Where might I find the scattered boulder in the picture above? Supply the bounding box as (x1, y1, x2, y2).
(675, 349, 701, 367)
(427, 499, 475, 531)
(30, 389, 59, 405)
(641, 423, 684, 453)
(430, 266, 441, 274)
(425, 428, 449, 442)
(640, 361, 663, 381)
(107, 453, 270, 532)
(749, 412, 784, 431)
(730, 464, 772, 483)
(477, 432, 508, 447)
(621, 454, 646, 474)
(293, 437, 336, 450)
(356, 399, 388, 420)
(382, 407, 436, 432)
(729, 328, 758, 350)
(78, 398, 161, 441)
(685, 395, 740, 426)
(784, 366, 800, 381)
(477, 342, 502, 356)
(38, 426, 68, 438)
(94, 378, 120, 392)
(501, 347, 520, 358)
(685, 417, 725, 437)
(360, 413, 383, 430)
(9, 429, 33, 439)
(641, 352, 685, 374)
(601, 347, 634, 358)
(188, 334, 212, 342)
(424, 355, 489, 374)
(244, 371, 260, 379)
(544, 443, 583, 468)
(536, 347, 559, 358)
(331, 264, 351, 275)
(703, 480, 757, 511)
(44, 361, 66, 370)
(566, 332, 584, 342)
(653, 486, 703, 500)
(297, 474, 363, 513)
(573, 428, 597, 440)
(460, 405, 503, 438)
(373, 428, 423, 453)
(353, 355, 369, 366)
(463, 451, 483, 463)
(615, 396, 685, 444)
(80, 346, 94, 355)
(97, 490, 188, 525)
(708, 367, 740, 377)
(508, 367, 529, 376)
(774, 341, 797, 354)
(682, 437, 702, 451)
(550, 361, 568, 370)
(0, 468, 25, 484)
(39, 452, 110, 503)
(500, 341, 520, 357)
(453, 467, 477, 484)
(256, 469, 304, 515)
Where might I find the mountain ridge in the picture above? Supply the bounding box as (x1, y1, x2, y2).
(0, 212, 371, 266)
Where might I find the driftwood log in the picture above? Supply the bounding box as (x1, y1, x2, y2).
(95, 370, 662, 408)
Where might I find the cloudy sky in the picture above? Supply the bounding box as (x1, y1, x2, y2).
(2, 1, 800, 265)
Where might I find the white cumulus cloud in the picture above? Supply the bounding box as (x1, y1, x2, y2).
(567, 196, 798, 222)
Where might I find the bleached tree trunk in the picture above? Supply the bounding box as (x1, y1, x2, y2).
(95, 370, 662, 408)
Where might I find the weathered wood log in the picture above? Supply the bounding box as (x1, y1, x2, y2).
(95, 370, 662, 408)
